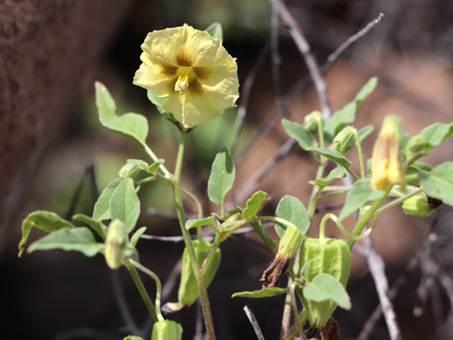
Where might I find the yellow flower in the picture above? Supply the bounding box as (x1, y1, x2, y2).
(133, 24, 239, 128)
(371, 115, 406, 191)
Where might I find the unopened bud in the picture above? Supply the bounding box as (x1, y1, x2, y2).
(119, 160, 148, 178)
(402, 192, 442, 217)
(260, 227, 303, 288)
(304, 111, 323, 135)
(371, 115, 406, 191)
(331, 126, 356, 155)
(105, 219, 127, 269)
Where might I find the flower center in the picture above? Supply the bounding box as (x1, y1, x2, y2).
(175, 69, 191, 94)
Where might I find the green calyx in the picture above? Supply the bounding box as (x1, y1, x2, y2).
(151, 320, 183, 340)
(177, 240, 221, 308)
(299, 237, 350, 328)
(402, 192, 442, 217)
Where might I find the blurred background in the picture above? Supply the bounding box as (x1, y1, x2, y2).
(1, 0, 452, 339)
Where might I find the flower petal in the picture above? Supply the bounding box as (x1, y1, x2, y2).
(133, 53, 176, 96)
(163, 92, 218, 128)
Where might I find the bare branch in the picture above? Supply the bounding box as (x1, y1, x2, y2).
(244, 304, 266, 340)
(275, 0, 332, 120)
(362, 237, 402, 340)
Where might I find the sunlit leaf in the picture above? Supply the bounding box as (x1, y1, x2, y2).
(339, 179, 385, 221)
(27, 227, 103, 257)
(303, 273, 351, 310)
(282, 119, 317, 151)
(96, 82, 148, 145)
(207, 147, 235, 207)
(419, 162, 453, 206)
(275, 195, 309, 238)
(232, 287, 288, 298)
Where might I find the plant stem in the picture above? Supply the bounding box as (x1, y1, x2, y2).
(124, 260, 158, 321)
(157, 175, 204, 217)
(353, 128, 365, 179)
(173, 129, 216, 340)
(128, 259, 164, 321)
(289, 282, 304, 337)
(308, 163, 327, 221)
(348, 185, 392, 249)
(143, 143, 172, 178)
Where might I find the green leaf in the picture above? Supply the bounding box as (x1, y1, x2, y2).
(282, 119, 317, 151)
(324, 77, 377, 141)
(419, 122, 453, 152)
(19, 211, 74, 257)
(110, 178, 141, 233)
(275, 195, 310, 238)
(205, 22, 223, 41)
(207, 147, 235, 207)
(419, 162, 453, 206)
(357, 125, 374, 142)
(250, 221, 277, 255)
(314, 166, 345, 187)
(130, 226, 147, 247)
(95, 82, 148, 145)
(72, 213, 108, 239)
(339, 179, 385, 221)
(93, 179, 123, 221)
(232, 287, 288, 298)
(242, 191, 267, 219)
(147, 89, 168, 114)
(185, 216, 216, 230)
(405, 162, 431, 186)
(303, 273, 351, 310)
(149, 159, 165, 173)
(27, 227, 104, 257)
(124, 336, 145, 340)
(307, 147, 353, 174)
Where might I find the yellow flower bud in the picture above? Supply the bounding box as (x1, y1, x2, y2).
(371, 115, 406, 191)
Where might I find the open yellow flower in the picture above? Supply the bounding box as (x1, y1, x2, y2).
(133, 24, 239, 128)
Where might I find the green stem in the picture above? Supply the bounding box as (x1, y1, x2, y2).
(201, 232, 222, 275)
(289, 281, 304, 338)
(143, 143, 172, 179)
(348, 185, 393, 249)
(124, 260, 158, 321)
(282, 310, 309, 340)
(128, 259, 164, 321)
(308, 163, 327, 221)
(157, 175, 204, 217)
(172, 129, 216, 340)
(319, 213, 372, 244)
(378, 187, 423, 214)
(353, 129, 365, 179)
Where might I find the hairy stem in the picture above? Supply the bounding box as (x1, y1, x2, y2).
(173, 129, 216, 340)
